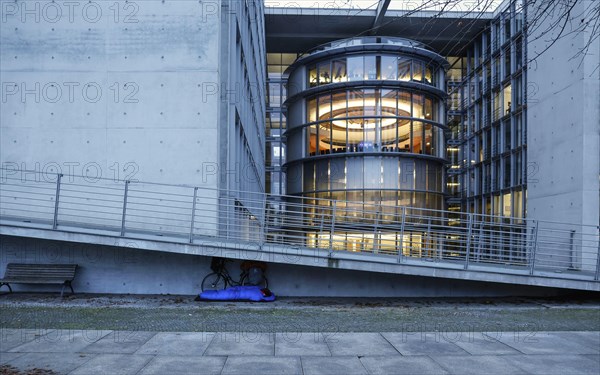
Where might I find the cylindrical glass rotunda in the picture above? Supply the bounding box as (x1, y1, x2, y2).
(285, 37, 448, 209)
(283, 37, 449, 254)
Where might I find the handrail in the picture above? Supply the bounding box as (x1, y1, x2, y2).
(1, 167, 599, 283)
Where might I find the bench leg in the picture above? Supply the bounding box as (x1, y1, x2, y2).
(0, 283, 12, 293)
(61, 281, 74, 297)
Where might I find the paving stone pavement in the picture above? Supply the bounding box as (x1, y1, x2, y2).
(0, 330, 598, 374)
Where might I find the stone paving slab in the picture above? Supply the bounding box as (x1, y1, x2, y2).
(135, 332, 213, 356)
(426, 332, 521, 355)
(0, 329, 56, 352)
(204, 332, 275, 356)
(360, 355, 449, 374)
(429, 355, 528, 375)
(3, 352, 94, 374)
(381, 332, 470, 356)
(491, 331, 600, 355)
(81, 331, 157, 354)
(501, 354, 600, 375)
(325, 333, 399, 356)
(1, 330, 599, 374)
(69, 353, 154, 375)
(275, 332, 331, 356)
(221, 356, 302, 375)
(8, 330, 111, 353)
(551, 331, 600, 351)
(138, 355, 226, 375)
(301, 356, 368, 375)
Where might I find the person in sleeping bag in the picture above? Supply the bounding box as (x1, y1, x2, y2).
(199, 285, 275, 302)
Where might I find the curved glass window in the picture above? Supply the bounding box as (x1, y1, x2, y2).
(307, 54, 441, 88)
(298, 158, 444, 194)
(301, 88, 443, 157)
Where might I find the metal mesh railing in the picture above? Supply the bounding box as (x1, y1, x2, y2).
(1, 168, 599, 282)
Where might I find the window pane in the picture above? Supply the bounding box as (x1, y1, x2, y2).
(415, 160, 426, 190)
(380, 56, 397, 80)
(318, 61, 331, 85)
(424, 123, 433, 155)
(331, 119, 347, 152)
(307, 98, 317, 122)
(382, 157, 398, 189)
(503, 84, 512, 115)
(399, 160, 414, 189)
(308, 66, 318, 87)
(425, 65, 433, 85)
(363, 89, 377, 116)
(347, 56, 364, 81)
(365, 55, 377, 80)
(398, 91, 411, 117)
(319, 122, 331, 154)
(330, 158, 345, 190)
(331, 91, 347, 151)
(413, 121, 423, 154)
(347, 158, 363, 189)
(303, 162, 315, 191)
(307, 125, 317, 156)
(424, 97, 433, 120)
(381, 89, 396, 115)
(316, 159, 329, 191)
(318, 93, 332, 120)
(398, 119, 411, 152)
(412, 93, 424, 118)
(398, 58, 411, 81)
(364, 157, 381, 189)
(332, 59, 347, 82)
(363, 120, 376, 151)
(413, 61, 423, 82)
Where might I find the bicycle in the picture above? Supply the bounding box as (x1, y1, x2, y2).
(201, 258, 269, 292)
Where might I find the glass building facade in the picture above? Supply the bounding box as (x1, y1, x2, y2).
(447, 1, 527, 220)
(284, 37, 448, 212)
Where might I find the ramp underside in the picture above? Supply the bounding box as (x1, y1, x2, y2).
(1, 221, 597, 292)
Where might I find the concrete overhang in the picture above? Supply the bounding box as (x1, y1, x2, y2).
(265, 7, 493, 55)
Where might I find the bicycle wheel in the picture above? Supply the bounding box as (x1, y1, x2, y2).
(201, 273, 226, 292)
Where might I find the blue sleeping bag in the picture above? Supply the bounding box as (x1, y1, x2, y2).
(199, 286, 276, 302)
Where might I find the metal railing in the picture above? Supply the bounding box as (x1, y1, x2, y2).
(1, 168, 599, 283)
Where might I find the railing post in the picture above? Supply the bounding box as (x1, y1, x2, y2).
(594, 226, 600, 281)
(120, 180, 130, 236)
(398, 206, 406, 263)
(529, 220, 539, 275)
(476, 223, 484, 262)
(425, 217, 431, 258)
(569, 229, 576, 270)
(189, 187, 198, 244)
(329, 200, 337, 256)
(52, 174, 63, 230)
(260, 195, 268, 246)
(373, 206, 380, 254)
(464, 213, 473, 270)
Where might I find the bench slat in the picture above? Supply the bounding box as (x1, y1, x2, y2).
(2, 263, 77, 282)
(0, 279, 69, 284)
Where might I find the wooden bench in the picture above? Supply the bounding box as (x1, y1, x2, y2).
(0, 263, 78, 297)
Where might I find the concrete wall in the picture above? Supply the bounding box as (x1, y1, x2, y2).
(527, 0, 600, 228)
(1, 0, 267, 234)
(0, 235, 567, 297)
(526, 0, 600, 271)
(1, 0, 223, 187)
